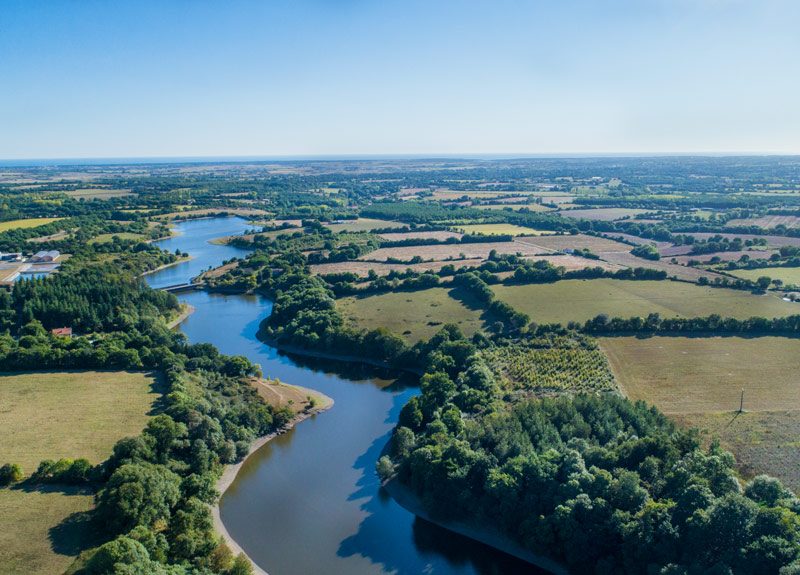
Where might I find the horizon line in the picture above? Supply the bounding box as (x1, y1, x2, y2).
(2, 151, 800, 167)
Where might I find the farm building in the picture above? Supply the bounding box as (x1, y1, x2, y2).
(30, 250, 60, 262)
(0, 252, 23, 261)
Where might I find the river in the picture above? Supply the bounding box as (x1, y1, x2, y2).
(146, 217, 540, 575)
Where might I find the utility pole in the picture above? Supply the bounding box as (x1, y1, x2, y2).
(738, 388, 744, 413)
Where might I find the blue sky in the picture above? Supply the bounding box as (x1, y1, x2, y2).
(1, 0, 798, 159)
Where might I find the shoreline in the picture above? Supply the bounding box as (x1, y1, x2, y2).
(212, 381, 334, 575)
(139, 255, 193, 277)
(383, 477, 570, 575)
(166, 303, 195, 329)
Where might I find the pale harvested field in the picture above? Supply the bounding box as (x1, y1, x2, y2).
(727, 215, 800, 230)
(658, 244, 695, 257)
(311, 258, 485, 277)
(0, 370, 160, 470)
(558, 208, 649, 221)
(493, 279, 797, 326)
(598, 250, 727, 282)
(65, 188, 133, 200)
(673, 250, 778, 265)
(601, 336, 800, 414)
(512, 233, 631, 253)
(602, 335, 800, 490)
(378, 230, 463, 241)
(324, 218, 406, 233)
(600, 233, 672, 249)
(359, 239, 554, 263)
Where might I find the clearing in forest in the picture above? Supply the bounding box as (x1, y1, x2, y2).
(492, 278, 797, 325)
(337, 287, 486, 342)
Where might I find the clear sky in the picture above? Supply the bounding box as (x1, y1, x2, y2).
(1, 0, 798, 159)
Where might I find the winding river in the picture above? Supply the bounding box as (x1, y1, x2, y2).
(146, 217, 540, 575)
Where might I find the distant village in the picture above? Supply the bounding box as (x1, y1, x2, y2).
(0, 249, 64, 286)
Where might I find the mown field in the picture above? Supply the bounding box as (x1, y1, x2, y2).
(337, 287, 486, 342)
(492, 279, 797, 325)
(0, 371, 161, 575)
(728, 266, 800, 286)
(600, 336, 800, 489)
(0, 370, 160, 470)
(0, 217, 62, 232)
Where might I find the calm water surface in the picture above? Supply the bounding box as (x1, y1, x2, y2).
(147, 218, 540, 575)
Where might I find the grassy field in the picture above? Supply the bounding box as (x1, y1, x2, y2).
(337, 287, 486, 342)
(0, 217, 62, 232)
(323, 218, 406, 233)
(492, 279, 797, 325)
(0, 370, 161, 470)
(729, 266, 800, 286)
(600, 336, 800, 490)
(0, 486, 95, 575)
(0, 370, 161, 574)
(453, 223, 553, 236)
(87, 232, 146, 244)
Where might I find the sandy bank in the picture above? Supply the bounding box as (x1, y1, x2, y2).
(166, 304, 195, 329)
(212, 381, 334, 575)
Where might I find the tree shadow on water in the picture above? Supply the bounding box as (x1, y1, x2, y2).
(336, 393, 539, 575)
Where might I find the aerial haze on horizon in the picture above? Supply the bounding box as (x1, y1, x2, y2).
(1, 0, 798, 159)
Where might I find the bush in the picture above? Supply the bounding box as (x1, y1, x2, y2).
(0, 463, 23, 485)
